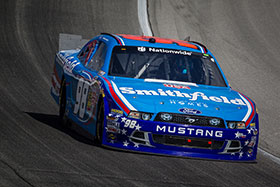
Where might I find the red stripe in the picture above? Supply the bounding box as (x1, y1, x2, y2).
(240, 92, 255, 126)
(114, 35, 123, 46)
(102, 77, 130, 114)
(202, 47, 206, 54)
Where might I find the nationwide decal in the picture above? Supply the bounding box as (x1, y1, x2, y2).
(179, 108, 202, 115)
(148, 47, 192, 56)
(155, 125, 223, 138)
(119, 87, 246, 106)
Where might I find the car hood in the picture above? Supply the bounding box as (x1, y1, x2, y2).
(108, 77, 254, 121)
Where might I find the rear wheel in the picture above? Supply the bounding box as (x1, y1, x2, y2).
(59, 79, 69, 127)
(96, 99, 104, 145)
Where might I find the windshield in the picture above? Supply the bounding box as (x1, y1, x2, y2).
(108, 46, 227, 87)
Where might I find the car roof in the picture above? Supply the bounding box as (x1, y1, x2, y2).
(98, 33, 208, 54)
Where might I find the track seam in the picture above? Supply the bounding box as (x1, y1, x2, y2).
(138, 0, 280, 165)
(0, 159, 35, 187)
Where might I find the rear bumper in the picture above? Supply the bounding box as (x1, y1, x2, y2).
(102, 113, 259, 161)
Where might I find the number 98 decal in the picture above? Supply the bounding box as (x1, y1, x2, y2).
(74, 79, 89, 118)
(73, 79, 99, 121)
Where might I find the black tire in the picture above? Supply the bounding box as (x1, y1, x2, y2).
(96, 99, 104, 145)
(59, 79, 69, 127)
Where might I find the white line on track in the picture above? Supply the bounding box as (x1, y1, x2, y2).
(258, 148, 280, 165)
(137, 0, 280, 165)
(137, 0, 153, 36)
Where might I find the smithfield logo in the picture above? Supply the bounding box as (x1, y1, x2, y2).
(119, 88, 247, 106)
(138, 47, 146, 52)
(179, 108, 202, 115)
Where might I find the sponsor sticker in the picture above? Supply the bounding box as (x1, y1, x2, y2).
(235, 131, 246, 139)
(106, 121, 120, 133)
(138, 47, 146, 52)
(163, 84, 190, 89)
(248, 136, 257, 147)
(179, 108, 202, 115)
(98, 70, 105, 76)
(253, 129, 258, 135)
(236, 122, 246, 129)
(111, 109, 123, 115)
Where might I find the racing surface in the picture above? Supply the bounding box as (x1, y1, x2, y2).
(0, 0, 280, 186)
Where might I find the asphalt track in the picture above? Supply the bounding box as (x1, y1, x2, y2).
(1, 0, 280, 186)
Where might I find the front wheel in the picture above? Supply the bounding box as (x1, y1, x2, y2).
(96, 99, 104, 145)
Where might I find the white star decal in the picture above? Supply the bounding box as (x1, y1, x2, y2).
(134, 142, 139, 148)
(247, 129, 251, 134)
(121, 117, 127, 123)
(231, 153, 235, 156)
(235, 131, 241, 138)
(244, 140, 249, 146)
(239, 151, 243, 158)
(121, 129, 127, 135)
(135, 124, 142, 131)
(123, 140, 129, 147)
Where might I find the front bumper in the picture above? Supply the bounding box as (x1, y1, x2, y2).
(102, 113, 259, 161)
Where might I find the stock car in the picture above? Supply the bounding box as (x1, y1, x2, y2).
(51, 33, 259, 161)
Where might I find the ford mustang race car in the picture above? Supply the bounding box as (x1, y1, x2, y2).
(51, 33, 259, 161)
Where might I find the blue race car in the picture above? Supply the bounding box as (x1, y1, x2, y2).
(51, 33, 259, 161)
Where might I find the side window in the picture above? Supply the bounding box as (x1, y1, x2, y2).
(87, 42, 107, 71)
(78, 40, 97, 65)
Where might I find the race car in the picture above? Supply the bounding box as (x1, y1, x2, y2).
(51, 33, 259, 161)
